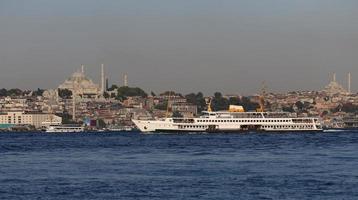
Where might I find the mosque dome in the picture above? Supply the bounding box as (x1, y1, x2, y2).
(322, 81, 348, 96)
(58, 70, 100, 98)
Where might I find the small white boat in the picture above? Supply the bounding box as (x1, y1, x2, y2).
(108, 126, 133, 132)
(46, 124, 85, 133)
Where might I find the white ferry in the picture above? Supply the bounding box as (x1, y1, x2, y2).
(46, 124, 85, 133)
(132, 105, 323, 133)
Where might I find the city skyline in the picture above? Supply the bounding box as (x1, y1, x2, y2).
(0, 0, 358, 94)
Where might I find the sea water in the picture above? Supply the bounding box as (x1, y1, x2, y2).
(1, 131, 358, 200)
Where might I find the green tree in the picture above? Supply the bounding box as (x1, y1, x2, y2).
(240, 96, 260, 111)
(229, 97, 242, 105)
(172, 111, 183, 118)
(97, 119, 107, 128)
(295, 101, 304, 110)
(58, 112, 75, 124)
(32, 88, 45, 96)
(212, 92, 229, 111)
(184, 92, 206, 113)
(341, 103, 358, 113)
(103, 92, 110, 99)
(160, 91, 182, 97)
(0, 88, 7, 97)
(58, 89, 73, 99)
(8, 88, 23, 96)
(108, 84, 119, 91)
(154, 101, 168, 110)
(116, 86, 147, 100)
(282, 106, 294, 112)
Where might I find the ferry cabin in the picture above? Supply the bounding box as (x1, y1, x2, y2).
(132, 111, 322, 133)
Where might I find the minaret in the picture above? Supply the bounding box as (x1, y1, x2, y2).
(101, 64, 105, 94)
(106, 77, 109, 91)
(348, 72, 351, 94)
(124, 74, 128, 87)
(72, 82, 77, 121)
(81, 64, 85, 74)
(333, 72, 336, 82)
(72, 92, 76, 121)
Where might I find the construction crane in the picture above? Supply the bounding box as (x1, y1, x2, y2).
(207, 97, 213, 112)
(257, 81, 267, 112)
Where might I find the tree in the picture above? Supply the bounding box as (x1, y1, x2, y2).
(58, 89, 73, 99)
(7, 88, 23, 96)
(154, 101, 168, 110)
(0, 88, 7, 97)
(295, 101, 304, 110)
(32, 88, 45, 96)
(282, 106, 294, 112)
(229, 97, 242, 105)
(185, 92, 206, 113)
(103, 92, 110, 99)
(117, 86, 147, 100)
(212, 92, 229, 111)
(151, 91, 156, 97)
(185, 93, 196, 104)
(58, 112, 75, 124)
(240, 96, 260, 111)
(108, 84, 119, 91)
(172, 111, 183, 118)
(341, 103, 358, 113)
(97, 119, 107, 128)
(160, 91, 182, 97)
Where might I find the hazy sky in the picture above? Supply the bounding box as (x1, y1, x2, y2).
(0, 0, 357, 95)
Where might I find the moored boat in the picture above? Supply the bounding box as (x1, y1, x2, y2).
(46, 124, 85, 133)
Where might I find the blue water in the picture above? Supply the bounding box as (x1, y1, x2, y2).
(1, 131, 358, 200)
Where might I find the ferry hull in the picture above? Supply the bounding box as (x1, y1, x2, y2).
(146, 129, 323, 134)
(132, 119, 323, 134)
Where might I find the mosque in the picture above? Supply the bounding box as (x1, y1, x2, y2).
(57, 65, 105, 99)
(322, 73, 350, 96)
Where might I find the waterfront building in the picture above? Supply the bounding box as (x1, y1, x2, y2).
(0, 111, 62, 129)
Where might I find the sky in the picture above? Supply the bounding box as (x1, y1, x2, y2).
(0, 0, 357, 95)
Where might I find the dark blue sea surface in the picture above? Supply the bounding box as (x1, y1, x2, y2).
(1, 131, 358, 200)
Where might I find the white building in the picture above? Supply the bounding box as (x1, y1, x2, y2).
(0, 111, 62, 129)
